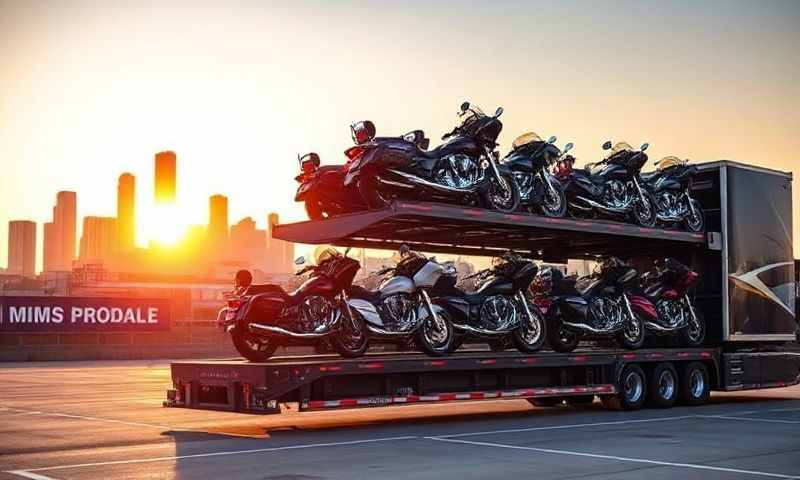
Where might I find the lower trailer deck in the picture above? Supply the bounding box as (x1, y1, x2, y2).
(166, 348, 722, 414)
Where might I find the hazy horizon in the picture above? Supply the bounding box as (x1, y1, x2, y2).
(1, 0, 798, 271)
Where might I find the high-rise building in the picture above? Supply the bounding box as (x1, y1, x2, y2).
(43, 222, 57, 272)
(8, 220, 36, 277)
(267, 213, 294, 273)
(79, 216, 118, 263)
(54, 191, 77, 269)
(229, 217, 267, 269)
(208, 194, 229, 253)
(117, 173, 136, 251)
(154, 151, 176, 204)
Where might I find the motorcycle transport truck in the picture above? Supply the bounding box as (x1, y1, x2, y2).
(165, 160, 799, 413)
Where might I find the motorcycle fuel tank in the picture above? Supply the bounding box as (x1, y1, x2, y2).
(378, 275, 416, 298)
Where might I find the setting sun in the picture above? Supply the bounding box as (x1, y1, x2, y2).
(146, 204, 186, 247)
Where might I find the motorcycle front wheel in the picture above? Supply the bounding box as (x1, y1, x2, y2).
(540, 180, 567, 218)
(415, 304, 455, 356)
(618, 314, 645, 350)
(332, 308, 369, 357)
(304, 197, 330, 221)
(357, 176, 390, 210)
(678, 306, 705, 347)
(633, 191, 657, 227)
(483, 172, 520, 213)
(684, 199, 705, 233)
(512, 301, 547, 353)
(231, 327, 278, 362)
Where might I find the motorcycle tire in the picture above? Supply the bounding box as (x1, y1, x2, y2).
(540, 181, 568, 218)
(304, 198, 327, 221)
(684, 199, 705, 233)
(483, 172, 520, 213)
(678, 306, 706, 347)
(231, 327, 278, 362)
(512, 302, 547, 353)
(332, 308, 369, 358)
(548, 318, 579, 353)
(357, 177, 389, 210)
(633, 191, 657, 227)
(618, 314, 645, 350)
(415, 304, 455, 356)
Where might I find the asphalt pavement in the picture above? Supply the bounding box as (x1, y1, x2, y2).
(0, 360, 798, 480)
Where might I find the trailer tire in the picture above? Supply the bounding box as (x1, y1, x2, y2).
(603, 364, 646, 410)
(647, 362, 678, 408)
(679, 361, 710, 406)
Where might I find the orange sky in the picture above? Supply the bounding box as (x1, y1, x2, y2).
(1, 0, 798, 270)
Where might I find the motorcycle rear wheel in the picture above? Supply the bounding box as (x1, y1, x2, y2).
(231, 327, 278, 362)
(548, 319, 580, 353)
(483, 172, 520, 213)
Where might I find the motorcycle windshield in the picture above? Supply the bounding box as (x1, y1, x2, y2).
(656, 156, 687, 170)
(459, 105, 486, 129)
(512, 132, 543, 150)
(606, 141, 633, 158)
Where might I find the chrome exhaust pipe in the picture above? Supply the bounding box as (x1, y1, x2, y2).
(575, 196, 630, 214)
(248, 322, 336, 339)
(386, 169, 478, 194)
(365, 324, 420, 336)
(562, 320, 621, 334)
(644, 321, 682, 333)
(452, 322, 515, 336)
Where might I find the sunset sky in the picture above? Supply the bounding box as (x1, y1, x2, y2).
(1, 0, 798, 271)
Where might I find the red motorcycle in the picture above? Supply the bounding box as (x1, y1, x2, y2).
(626, 258, 705, 347)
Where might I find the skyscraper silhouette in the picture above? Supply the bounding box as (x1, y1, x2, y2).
(43, 222, 56, 272)
(8, 220, 36, 277)
(208, 194, 229, 254)
(79, 216, 118, 263)
(54, 191, 76, 270)
(154, 151, 176, 204)
(117, 173, 136, 251)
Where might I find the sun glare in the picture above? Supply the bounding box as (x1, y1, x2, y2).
(148, 204, 186, 247)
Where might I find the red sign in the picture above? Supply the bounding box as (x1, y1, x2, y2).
(0, 296, 171, 332)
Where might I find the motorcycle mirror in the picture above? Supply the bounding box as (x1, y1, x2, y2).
(344, 247, 352, 256)
(563, 142, 574, 153)
(547, 135, 557, 144)
(602, 141, 613, 150)
(494, 107, 504, 117)
(294, 256, 306, 265)
(640, 143, 649, 152)
(460, 101, 470, 112)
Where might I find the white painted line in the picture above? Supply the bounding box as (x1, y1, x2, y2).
(4, 436, 418, 476)
(427, 437, 800, 479)
(5, 471, 59, 480)
(436, 414, 696, 438)
(700, 415, 800, 425)
(0, 407, 170, 429)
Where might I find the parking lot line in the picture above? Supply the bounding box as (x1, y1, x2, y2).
(1, 407, 170, 429)
(435, 414, 696, 438)
(426, 437, 800, 479)
(4, 435, 418, 479)
(699, 415, 800, 425)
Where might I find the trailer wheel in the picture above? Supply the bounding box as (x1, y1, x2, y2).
(647, 362, 678, 408)
(679, 361, 710, 406)
(602, 364, 646, 410)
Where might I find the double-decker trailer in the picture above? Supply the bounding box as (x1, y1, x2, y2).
(166, 161, 799, 413)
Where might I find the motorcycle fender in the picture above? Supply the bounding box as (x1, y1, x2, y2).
(347, 298, 383, 327)
(413, 261, 444, 288)
(295, 181, 313, 202)
(378, 276, 416, 298)
(416, 302, 446, 322)
(629, 295, 658, 321)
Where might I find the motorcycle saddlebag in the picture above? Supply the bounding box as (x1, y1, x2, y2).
(243, 291, 287, 322)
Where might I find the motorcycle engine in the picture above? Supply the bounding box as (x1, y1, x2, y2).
(434, 154, 482, 189)
(478, 295, 518, 331)
(298, 296, 339, 333)
(589, 297, 624, 331)
(656, 299, 687, 329)
(378, 294, 418, 332)
(603, 180, 633, 209)
(657, 192, 686, 220)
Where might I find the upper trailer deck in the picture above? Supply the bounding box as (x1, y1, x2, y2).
(273, 201, 707, 261)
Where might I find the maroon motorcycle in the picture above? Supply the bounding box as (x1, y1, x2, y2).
(627, 258, 705, 347)
(294, 153, 366, 220)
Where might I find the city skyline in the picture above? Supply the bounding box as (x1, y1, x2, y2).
(4, 150, 294, 276)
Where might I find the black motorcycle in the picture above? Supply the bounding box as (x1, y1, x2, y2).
(294, 153, 366, 220)
(641, 157, 704, 232)
(218, 248, 368, 361)
(564, 141, 657, 226)
(502, 133, 571, 217)
(435, 252, 547, 353)
(343, 102, 520, 212)
(538, 258, 645, 353)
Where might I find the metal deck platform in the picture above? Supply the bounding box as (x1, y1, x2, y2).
(273, 201, 707, 260)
